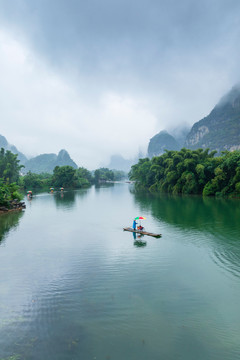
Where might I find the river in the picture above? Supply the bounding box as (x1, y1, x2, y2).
(0, 183, 240, 360)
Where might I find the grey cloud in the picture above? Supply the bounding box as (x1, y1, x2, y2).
(1, 0, 240, 101)
(1, 0, 240, 76)
(0, 0, 240, 166)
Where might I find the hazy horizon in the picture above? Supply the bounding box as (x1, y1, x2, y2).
(0, 0, 240, 168)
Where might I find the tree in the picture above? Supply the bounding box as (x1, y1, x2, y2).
(75, 167, 93, 187)
(0, 179, 22, 207)
(94, 168, 115, 183)
(76, 167, 93, 184)
(52, 166, 77, 187)
(129, 148, 240, 197)
(0, 148, 23, 183)
(22, 171, 42, 189)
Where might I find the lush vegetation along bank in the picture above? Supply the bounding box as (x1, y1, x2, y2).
(20, 167, 127, 190)
(0, 147, 127, 207)
(20, 166, 93, 189)
(129, 148, 240, 197)
(0, 148, 23, 209)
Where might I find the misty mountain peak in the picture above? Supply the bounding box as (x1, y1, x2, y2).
(0, 135, 8, 148)
(148, 130, 180, 157)
(185, 85, 240, 153)
(217, 84, 240, 109)
(57, 149, 71, 161)
(0, 134, 27, 164)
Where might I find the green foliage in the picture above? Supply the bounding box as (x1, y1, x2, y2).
(93, 167, 126, 183)
(202, 150, 240, 197)
(235, 182, 240, 193)
(21, 171, 52, 189)
(129, 148, 240, 197)
(52, 166, 77, 188)
(0, 148, 23, 183)
(94, 168, 114, 182)
(0, 179, 23, 207)
(76, 167, 93, 186)
(51, 166, 93, 188)
(0, 148, 24, 207)
(112, 169, 127, 181)
(21, 166, 95, 190)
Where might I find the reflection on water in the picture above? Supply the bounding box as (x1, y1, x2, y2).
(132, 231, 147, 247)
(95, 182, 115, 190)
(0, 210, 24, 245)
(53, 190, 76, 209)
(133, 191, 240, 278)
(134, 240, 147, 248)
(53, 189, 89, 210)
(133, 191, 240, 234)
(0, 185, 240, 360)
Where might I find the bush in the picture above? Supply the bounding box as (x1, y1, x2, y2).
(0, 180, 23, 207)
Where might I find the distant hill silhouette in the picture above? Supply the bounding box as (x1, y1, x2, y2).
(147, 85, 240, 156)
(23, 149, 78, 173)
(0, 134, 78, 173)
(0, 134, 27, 164)
(107, 154, 135, 172)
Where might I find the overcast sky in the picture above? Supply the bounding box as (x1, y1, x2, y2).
(0, 0, 240, 168)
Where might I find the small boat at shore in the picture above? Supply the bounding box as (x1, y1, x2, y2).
(123, 227, 162, 238)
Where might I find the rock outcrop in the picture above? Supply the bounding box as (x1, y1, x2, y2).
(147, 131, 180, 157)
(185, 85, 240, 153)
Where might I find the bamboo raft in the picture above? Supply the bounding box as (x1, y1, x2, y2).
(123, 227, 162, 238)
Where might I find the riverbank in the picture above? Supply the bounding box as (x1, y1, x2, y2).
(129, 149, 240, 198)
(0, 200, 26, 215)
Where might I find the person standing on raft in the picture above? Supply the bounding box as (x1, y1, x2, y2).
(133, 219, 137, 230)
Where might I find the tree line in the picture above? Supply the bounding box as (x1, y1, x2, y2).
(0, 147, 127, 207)
(21, 166, 126, 190)
(129, 148, 240, 197)
(0, 148, 23, 207)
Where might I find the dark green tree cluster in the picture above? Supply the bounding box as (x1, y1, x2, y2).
(21, 166, 126, 190)
(0, 180, 22, 207)
(76, 167, 94, 186)
(0, 148, 23, 183)
(0, 148, 23, 207)
(129, 148, 240, 197)
(202, 150, 240, 196)
(93, 168, 126, 183)
(52, 165, 94, 188)
(51, 166, 126, 187)
(20, 171, 52, 189)
(52, 166, 77, 187)
(21, 166, 94, 189)
(94, 168, 114, 183)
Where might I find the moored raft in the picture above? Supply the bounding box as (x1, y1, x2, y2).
(123, 227, 162, 238)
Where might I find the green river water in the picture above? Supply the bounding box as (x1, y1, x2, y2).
(0, 183, 240, 360)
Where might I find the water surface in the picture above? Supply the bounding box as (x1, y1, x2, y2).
(0, 184, 240, 360)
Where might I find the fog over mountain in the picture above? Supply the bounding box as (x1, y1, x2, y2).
(0, 134, 27, 164)
(0, 0, 240, 168)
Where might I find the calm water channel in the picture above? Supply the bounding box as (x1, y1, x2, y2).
(0, 183, 240, 360)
